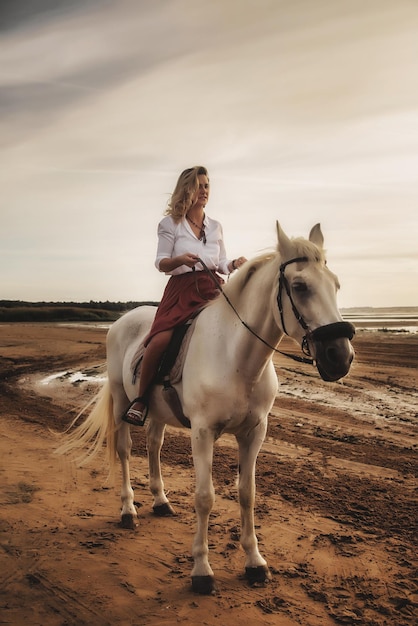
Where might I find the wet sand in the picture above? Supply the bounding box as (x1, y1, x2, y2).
(0, 323, 417, 625)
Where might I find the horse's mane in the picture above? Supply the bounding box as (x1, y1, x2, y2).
(220, 252, 275, 302)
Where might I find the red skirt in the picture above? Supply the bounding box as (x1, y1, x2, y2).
(145, 271, 223, 345)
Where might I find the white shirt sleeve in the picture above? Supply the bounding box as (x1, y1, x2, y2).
(154, 217, 176, 271)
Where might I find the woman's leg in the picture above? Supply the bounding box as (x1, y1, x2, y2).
(123, 329, 173, 423)
(138, 330, 173, 398)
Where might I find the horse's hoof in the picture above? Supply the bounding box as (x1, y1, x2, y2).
(245, 565, 271, 586)
(191, 575, 216, 595)
(153, 502, 176, 517)
(119, 514, 137, 530)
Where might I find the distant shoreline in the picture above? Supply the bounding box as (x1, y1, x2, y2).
(341, 308, 418, 332)
(1, 302, 417, 331)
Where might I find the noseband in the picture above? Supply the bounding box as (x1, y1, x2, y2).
(277, 257, 355, 357)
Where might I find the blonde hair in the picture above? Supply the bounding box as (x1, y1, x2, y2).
(165, 166, 208, 222)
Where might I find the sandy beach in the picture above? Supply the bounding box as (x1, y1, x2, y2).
(0, 322, 417, 625)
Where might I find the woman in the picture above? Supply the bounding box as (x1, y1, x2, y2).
(122, 165, 247, 425)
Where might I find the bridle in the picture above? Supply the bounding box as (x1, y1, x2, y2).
(277, 257, 312, 355)
(197, 257, 355, 366)
(277, 256, 355, 361)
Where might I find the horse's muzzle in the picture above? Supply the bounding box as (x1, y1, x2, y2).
(308, 322, 355, 382)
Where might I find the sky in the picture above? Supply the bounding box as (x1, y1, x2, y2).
(1, 0, 417, 308)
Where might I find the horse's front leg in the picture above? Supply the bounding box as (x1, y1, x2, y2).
(237, 421, 271, 586)
(146, 418, 175, 516)
(190, 425, 216, 594)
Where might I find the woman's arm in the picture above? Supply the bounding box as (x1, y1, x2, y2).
(155, 217, 200, 272)
(159, 254, 199, 272)
(217, 223, 247, 274)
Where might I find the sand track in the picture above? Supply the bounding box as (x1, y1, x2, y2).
(0, 323, 417, 625)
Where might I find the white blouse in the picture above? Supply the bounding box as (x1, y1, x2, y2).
(155, 215, 231, 276)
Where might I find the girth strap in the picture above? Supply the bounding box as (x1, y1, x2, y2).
(162, 380, 191, 429)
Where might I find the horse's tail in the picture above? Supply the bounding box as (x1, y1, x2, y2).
(55, 381, 118, 476)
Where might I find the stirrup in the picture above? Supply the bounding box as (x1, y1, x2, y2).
(121, 397, 149, 426)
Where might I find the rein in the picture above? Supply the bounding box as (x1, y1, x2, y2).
(196, 258, 315, 364)
(196, 257, 355, 365)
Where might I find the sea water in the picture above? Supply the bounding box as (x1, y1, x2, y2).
(341, 307, 418, 333)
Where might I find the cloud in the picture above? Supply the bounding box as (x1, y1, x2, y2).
(1, 0, 417, 305)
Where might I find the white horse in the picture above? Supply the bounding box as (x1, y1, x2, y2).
(57, 222, 354, 594)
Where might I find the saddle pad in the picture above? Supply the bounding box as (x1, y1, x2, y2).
(169, 320, 195, 384)
(130, 319, 196, 386)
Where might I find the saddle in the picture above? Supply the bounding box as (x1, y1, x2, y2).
(131, 320, 196, 428)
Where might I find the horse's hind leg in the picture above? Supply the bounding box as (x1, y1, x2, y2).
(147, 419, 175, 516)
(237, 425, 271, 586)
(115, 421, 138, 529)
(111, 388, 138, 529)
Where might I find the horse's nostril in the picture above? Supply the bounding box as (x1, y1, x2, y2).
(326, 346, 339, 364)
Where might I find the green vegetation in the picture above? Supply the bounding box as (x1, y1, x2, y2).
(0, 300, 159, 323)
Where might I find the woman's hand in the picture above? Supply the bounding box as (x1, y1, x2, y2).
(180, 253, 200, 268)
(229, 256, 247, 272)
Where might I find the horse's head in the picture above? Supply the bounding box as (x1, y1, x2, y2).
(275, 222, 355, 382)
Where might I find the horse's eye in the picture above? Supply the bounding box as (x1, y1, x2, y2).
(293, 282, 308, 293)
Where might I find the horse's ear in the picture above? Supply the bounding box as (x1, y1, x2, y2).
(276, 221, 292, 257)
(309, 223, 324, 249)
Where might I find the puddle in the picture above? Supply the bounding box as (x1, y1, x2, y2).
(40, 369, 107, 386)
